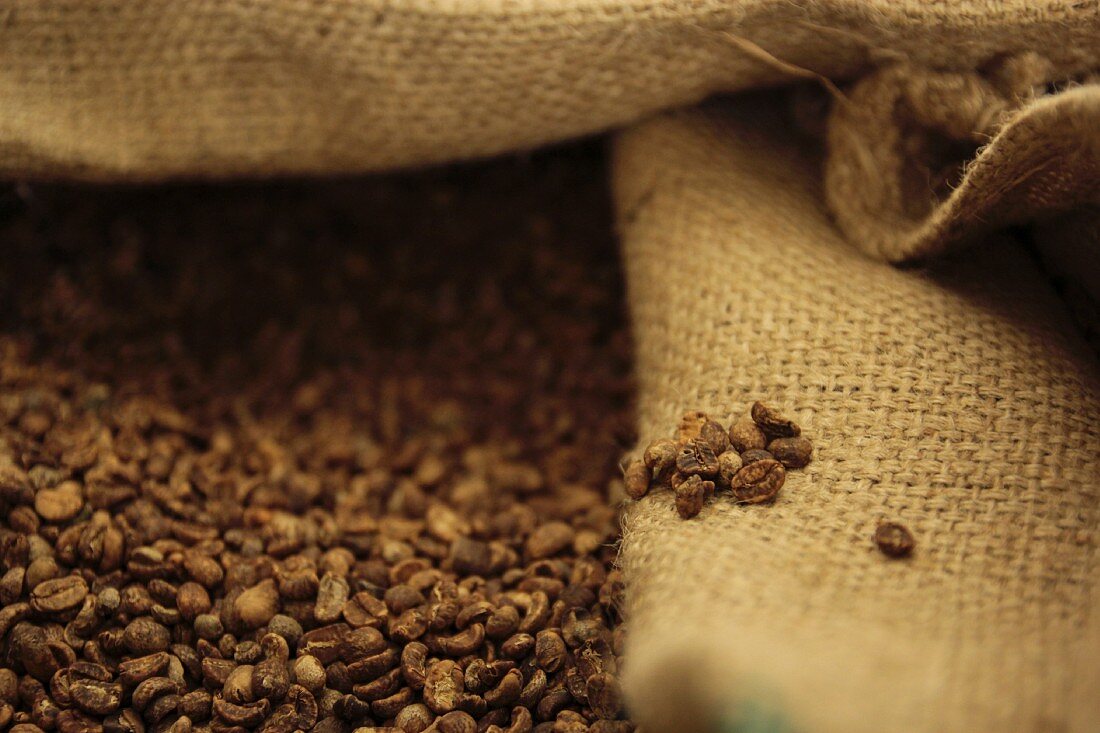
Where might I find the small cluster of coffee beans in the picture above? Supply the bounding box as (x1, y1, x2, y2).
(624, 403, 813, 519)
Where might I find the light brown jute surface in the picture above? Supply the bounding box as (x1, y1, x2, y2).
(826, 66, 1100, 263)
(612, 97, 1100, 733)
(2, 0, 1099, 181)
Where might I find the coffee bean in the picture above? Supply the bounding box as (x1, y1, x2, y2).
(342, 592, 387, 629)
(30, 576, 88, 614)
(728, 417, 767, 453)
(874, 522, 916, 558)
(70, 678, 122, 716)
(525, 523, 574, 560)
(767, 436, 814, 469)
(484, 606, 520, 640)
(423, 660, 463, 714)
(314, 573, 349, 624)
(535, 630, 567, 673)
(291, 655, 326, 694)
(642, 438, 679, 484)
(176, 583, 211, 621)
(118, 653, 170, 688)
(394, 702, 434, 732)
(297, 624, 350, 665)
(739, 449, 774, 465)
(751, 401, 801, 439)
(212, 696, 269, 727)
(674, 475, 711, 519)
(124, 618, 171, 655)
(676, 411, 708, 443)
(699, 419, 730, 456)
(234, 580, 279, 629)
(675, 438, 718, 478)
(716, 450, 743, 486)
(730, 459, 786, 504)
(622, 461, 650, 501)
(34, 483, 84, 523)
(585, 673, 622, 720)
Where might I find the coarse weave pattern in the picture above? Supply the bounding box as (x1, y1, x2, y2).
(612, 97, 1100, 733)
(2, 0, 1099, 180)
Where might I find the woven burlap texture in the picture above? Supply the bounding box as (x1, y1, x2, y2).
(825, 64, 1100, 263)
(2, 0, 1099, 181)
(612, 97, 1100, 733)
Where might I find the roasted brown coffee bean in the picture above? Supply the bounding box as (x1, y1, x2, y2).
(739, 449, 773, 465)
(433, 711, 476, 733)
(483, 669, 522, 709)
(423, 660, 463, 714)
(70, 678, 123, 716)
(104, 709, 144, 733)
(499, 634, 535, 660)
(534, 630, 566, 673)
(393, 703, 434, 733)
(346, 648, 400, 683)
(30, 576, 89, 614)
(674, 475, 711, 520)
(384, 585, 426, 615)
(286, 684, 317, 729)
(767, 436, 814, 469)
(716, 450, 743, 487)
(291, 655, 325, 694)
(342, 592, 387, 629)
(429, 623, 485, 657)
(212, 697, 269, 727)
(641, 438, 678, 483)
(622, 461, 649, 501)
(234, 580, 279, 629)
(448, 538, 493, 577)
(730, 459, 785, 504)
(462, 659, 511, 695)
(525, 524, 573, 561)
(124, 618, 172, 654)
(585, 673, 622, 720)
(750, 402, 801, 439)
(343, 626, 388, 661)
(132, 677, 179, 713)
(699, 419, 730, 456)
(561, 609, 606, 649)
(296, 624, 349, 665)
(314, 573, 349, 624)
(371, 686, 415, 719)
(874, 522, 915, 558)
(251, 634, 291, 701)
(118, 653, 171, 688)
(178, 689, 212, 722)
(177, 583, 211, 621)
(536, 688, 572, 721)
(351, 666, 402, 702)
(728, 417, 767, 453)
(34, 483, 84, 523)
(484, 606, 520, 640)
(399, 642, 428, 690)
(200, 658, 235, 689)
(390, 607, 429, 643)
(675, 411, 708, 443)
(675, 438, 718, 478)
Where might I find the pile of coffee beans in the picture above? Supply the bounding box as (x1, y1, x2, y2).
(624, 404, 813, 519)
(0, 147, 637, 733)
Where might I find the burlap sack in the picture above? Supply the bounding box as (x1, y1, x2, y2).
(612, 96, 1100, 733)
(2, 1, 1100, 180)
